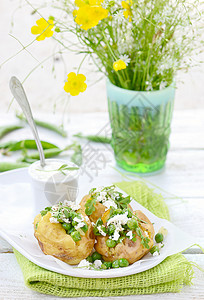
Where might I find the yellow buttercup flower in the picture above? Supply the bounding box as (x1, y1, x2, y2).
(31, 18, 54, 41)
(64, 72, 87, 96)
(121, 0, 132, 22)
(75, 0, 89, 7)
(113, 59, 127, 71)
(75, 0, 103, 7)
(74, 5, 108, 30)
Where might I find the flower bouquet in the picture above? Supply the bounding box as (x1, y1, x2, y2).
(22, 0, 204, 172)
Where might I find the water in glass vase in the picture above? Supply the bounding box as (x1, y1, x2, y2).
(107, 80, 175, 174)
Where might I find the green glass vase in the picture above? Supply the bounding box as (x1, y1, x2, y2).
(107, 80, 175, 174)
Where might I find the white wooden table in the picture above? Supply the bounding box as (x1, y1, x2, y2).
(0, 110, 204, 299)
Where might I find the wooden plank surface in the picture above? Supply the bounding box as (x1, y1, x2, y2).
(0, 110, 203, 299)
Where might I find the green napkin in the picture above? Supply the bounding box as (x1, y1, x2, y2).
(14, 181, 194, 297)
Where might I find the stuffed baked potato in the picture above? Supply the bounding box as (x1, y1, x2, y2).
(34, 201, 95, 265)
(94, 208, 155, 264)
(80, 185, 132, 223)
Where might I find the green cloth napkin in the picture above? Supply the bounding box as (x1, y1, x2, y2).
(14, 181, 194, 297)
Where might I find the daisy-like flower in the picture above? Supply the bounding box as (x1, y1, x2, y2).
(64, 72, 87, 96)
(121, 0, 132, 22)
(31, 17, 54, 41)
(114, 10, 124, 22)
(113, 59, 127, 71)
(119, 54, 131, 65)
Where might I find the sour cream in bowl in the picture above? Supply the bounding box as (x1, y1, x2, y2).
(28, 159, 80, 214)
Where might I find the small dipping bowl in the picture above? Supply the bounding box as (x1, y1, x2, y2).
(28, 159, 80, 214)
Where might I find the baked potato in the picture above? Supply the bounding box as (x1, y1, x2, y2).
(34, 201, 95, 265)
(80, 185, 132, 223)
(94, 208, 154, 264)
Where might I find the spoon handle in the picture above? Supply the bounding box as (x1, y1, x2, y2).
(9, 76, 45, 167)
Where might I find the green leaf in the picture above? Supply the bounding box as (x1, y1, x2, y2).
(85, 197, 96, 216)
(64, 209, 69, 218)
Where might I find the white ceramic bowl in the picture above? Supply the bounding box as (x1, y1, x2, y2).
(28, 159, 80, 214)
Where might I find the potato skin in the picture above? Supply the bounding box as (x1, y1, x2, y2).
(80, 195, 106, 223)
(34, 211, 95, 265)
(80, 194, 133, 224)
(95, 210, 155, 264)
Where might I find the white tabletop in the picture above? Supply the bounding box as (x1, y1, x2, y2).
(0, 111, 204, 299)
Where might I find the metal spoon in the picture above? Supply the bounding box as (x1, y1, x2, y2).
(9, 76, 45, 167)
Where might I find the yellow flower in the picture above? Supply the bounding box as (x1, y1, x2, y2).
(113, 59, 127, 71)
(64, 72, 87, 96)
(31, 18, 54, 41)
(75, 0, 89, 7)
(75, 0, 103, 7)
(121, 0, 132, 22)
(74, 5, 108, 30)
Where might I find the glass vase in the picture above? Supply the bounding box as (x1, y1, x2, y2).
(107, 80, 175, 174)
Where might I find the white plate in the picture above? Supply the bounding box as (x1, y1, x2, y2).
(0, 168, 195, 278)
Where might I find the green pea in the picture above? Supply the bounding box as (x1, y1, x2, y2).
(71, 231, 81, 242)
(92, 252, 102, 261)
(108, 224, 116, 235)
(72, 220, 78, 227)
(62, 223, 72, 231)
(81, 223, 88, 233)
(118, 258, 129, 267)
(106, 239, 117, 248)
(150, 245, 159, 254)
(103, 261, 112, 269)
(112, 260, 120, 268)
(68, 227, 75, 234)
(127, 218, 138, 230)
(86, 256, 93, 263)
(101, 263, 107, 270)
(155, 233, 164, 243)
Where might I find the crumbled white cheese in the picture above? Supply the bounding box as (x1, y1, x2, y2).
(63, 200, 80, 211)
(85, 216, 89, 222)
(94, 260, 102, 268)
(97, 195, 106, 202)
(103, 199, 117, 211)
(126, 230, 133, 240)
(52, 205, 58, 211)
(49, 217, 59, 223)
(100, 191, 106, 197)
(111, 230, 120, 241)
(75, 222, 86, 230)
(78, 259, 91, 269)
(143, 230, 149, 237)
(157, 243, 163, 249)
(107, 211, 129, 228)
(74, 216, 84, 223)
(97, 225, 106, 236)
(153, 251, 159, 257)
(107, 211, 130, 242)
(61, 217, 70, 223)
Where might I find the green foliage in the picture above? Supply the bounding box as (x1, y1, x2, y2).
(50, 0, 204, 91)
